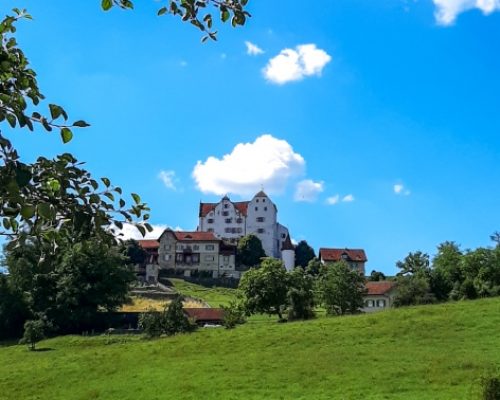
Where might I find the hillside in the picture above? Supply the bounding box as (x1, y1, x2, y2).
(1, 298, 499, 399)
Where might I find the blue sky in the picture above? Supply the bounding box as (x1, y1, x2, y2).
(4, 0, 500, 274)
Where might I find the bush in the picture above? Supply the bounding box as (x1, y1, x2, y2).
(482, 375, 500, 400)
(221, 301, 246, 329)
(138, 309, 163, 338)
(19, 319, 47, 351)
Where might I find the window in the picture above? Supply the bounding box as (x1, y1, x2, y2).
(264, 207, 267, 211)
(223, 256, 229, 264)
(205, 244, 215, 251)
(193, 244, 199, 251)
(225, 227, 232, 233)
(207, 228, 214, 233)
(164, 254, 172, 261)
(192, 254, 200, 264)
(176, 254, 183, 262)
(207, 218, 214, 224)
(256, 217, 265, 222)
(222, 211, 229, 217)
(225, 218, 232, 223)
(365, 300, 374, 308)
(256, 199, 259, 202)
(236, 218, 243, 224)
(263, 198, 266, 202)
(224, 203, 229, 209)
(176, 244, 183, 251)
(205, 255, 215, 262)
(255, 207, 258, 211)
(257, 228, 265, 234)
(281, 233, 286, 239)
(377, 299, 386, 308)
(164, 244, 171, 250)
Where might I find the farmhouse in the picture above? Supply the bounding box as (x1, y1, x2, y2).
(319, 248, 367, 276)
(362, 281, 397, 312)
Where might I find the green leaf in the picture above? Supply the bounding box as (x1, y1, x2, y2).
(115, 221, 123, 230)
(101, 177, 111, 187)
(72, 120, 90, 127)
(136, 224, 146, 237)
(104, 192, 115, 202)
(157, 6, 167, 16)
(102, 0, 113, 11)
(221, 10, 230, 22)
(90, 194, 100, 204)
(131, 193, 141, 205)
(119, 199, 126, 208)
(20, 205, 35, 219)
(49, 104, 62, 120)
(37, 203, 52, 219)
(6, 113, 16, 128)
(61, 128, 73, 143)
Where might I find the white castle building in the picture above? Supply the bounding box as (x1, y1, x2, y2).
(198, 190, 295, 269)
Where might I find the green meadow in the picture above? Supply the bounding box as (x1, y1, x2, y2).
(168, 278, 238, 307)
(1, 298, 499, 400)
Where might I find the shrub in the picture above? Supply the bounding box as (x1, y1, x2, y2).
(481, 375, 500, 400)
(19, 319, 47, 351)
(138, 309, 163, 338)
(221, 301, 246, 329)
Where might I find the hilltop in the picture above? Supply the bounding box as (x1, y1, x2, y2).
(1, 298, 499, 399)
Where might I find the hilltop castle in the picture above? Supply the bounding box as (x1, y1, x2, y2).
(198, 190, 294, 266)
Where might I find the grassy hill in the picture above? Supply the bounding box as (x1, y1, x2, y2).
(1, 298, 499, 399)
(168, 278, 238, 307)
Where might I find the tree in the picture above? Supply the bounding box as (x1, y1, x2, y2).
(239, 258, 288, 320)
(4, 236, 135, 333)
(295, 240, 315, 269)
(396, 251, 431, 277)
(431, 241, 463, 300)
(368, 270, 386, 281)
(163, 295, 195, 335)
(236, 234, 266, 268)
(0, 274, 29, 340)
(393, 275, 435, 307)
(19, 319, 47, 351)
(305, 257, 323, 276)
(221, 300, 246, 329)
(124, 239, 148, 265)
(287, 267, 315, 320)
(318, 261, 366, 316)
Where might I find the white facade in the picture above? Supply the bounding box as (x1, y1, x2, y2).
(198, 191, 291, 259)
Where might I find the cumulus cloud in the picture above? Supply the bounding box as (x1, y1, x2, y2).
(192, 134, 305, 196)
(433, 0, 500, 25)
(394, 184, 411, 196)
(158, 170, 177, 190)
(245, 41, 264, 56)
(326, 194, 354, 205)
(263, 44, 331, 85)
(294, 179, 324, 202)
(112, 223, 169, 241)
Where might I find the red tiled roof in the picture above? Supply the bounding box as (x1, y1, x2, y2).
(174, 231, 218, 242)
(199, 201, 249, 217)
(320, 248, 367, 262)
(365, 281, 396, 295)
(138, 240, 159, 250)
(184, 308, 224, 321)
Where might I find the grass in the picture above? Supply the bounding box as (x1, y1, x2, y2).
(1, 298, 500, 399)
(168, 278, 238, 307)
(120, 296, 206, 312)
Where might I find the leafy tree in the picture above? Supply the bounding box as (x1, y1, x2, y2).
(369, 270, 386, 282)
(102, 0, 250, 43)
(163, 295, 195, 335)
(138, 308, 163, 338)
(236, 234, 266, 267)
(239, 258, 288, 320)
(305, 257, 323, 276)
(393, 274, 436, 307)
(19, 319, 48, 351)
(431, 241, 463, 300)
(287, 267, 315, 320)
(0, 274, 29, 339)
(124, 239, 148, 265)
(318, 261, 366, 316)
(396, 251, 431, 277)
(295, 240, 315, 269)
(4, 237, 134, 333)
(490, 231, 500, 247)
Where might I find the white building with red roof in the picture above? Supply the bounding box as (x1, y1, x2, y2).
(198, 190, 291, 260)
(362, 281, 397, 312)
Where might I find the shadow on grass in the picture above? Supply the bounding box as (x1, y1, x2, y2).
(32, 347, 54, 352)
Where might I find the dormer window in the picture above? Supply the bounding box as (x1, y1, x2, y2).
(224, 203, 229, 209)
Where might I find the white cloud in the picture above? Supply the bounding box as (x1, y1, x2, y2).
(342, 194, 355, 202)
(433, 0, 500, 25)
(245, 41, 264, 56)
(326, 195, 340, 205)
(158, 170, 177, 190)
(192, 134, 305, 196)
(112, 223, 168, 241)
(294, 179, 324, 202)
(394, 184, 411, 196)
(263, 44, 331, 85)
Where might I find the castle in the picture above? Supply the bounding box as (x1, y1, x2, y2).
(198, 190, 294, 266)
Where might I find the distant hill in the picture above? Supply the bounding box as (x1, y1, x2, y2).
(1, 298, 499, 399)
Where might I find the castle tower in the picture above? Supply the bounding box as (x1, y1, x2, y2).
(281, 234, 295, 271)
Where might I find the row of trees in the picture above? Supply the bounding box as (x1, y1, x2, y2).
(393, 234, 500, 306)
(237, 258, 366, 321)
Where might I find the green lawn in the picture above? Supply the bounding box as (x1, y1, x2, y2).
(1, 298, 500, 399)
(168, 278, 238, 307)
